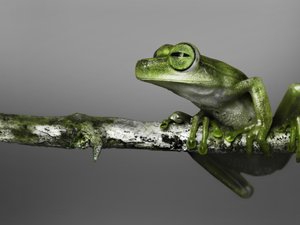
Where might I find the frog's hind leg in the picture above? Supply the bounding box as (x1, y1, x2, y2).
(188, 152, 253, 198)
(273, 83, 300, 161)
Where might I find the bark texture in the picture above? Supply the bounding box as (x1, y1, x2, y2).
(0, 113, 291, 160)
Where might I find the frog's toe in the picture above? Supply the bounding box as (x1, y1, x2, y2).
(288, 122, 297, 153)
(198, 142, 208, 155)
(210, 121, 223, 138)
(224, 130, 241, 143)
(283, 116, 300, 162)
(186, 137, 197, 150)
(245, 133, 255, 155)
(295, 116, 300, 162)
(212, 129, 223, 138)
(246, 130, 271, 157)
(257, 138, 271, 157)
(160, 119, 171, 130)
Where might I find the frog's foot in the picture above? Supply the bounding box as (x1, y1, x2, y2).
(288, 116, 300, 162)
(197, 116, 209, 155)
(273, 83, 300, 162)
(296, 117, 300, 162)
(210, 120, 223, 138)
(160, 111, 192, 130)
(245, 124, 270, 157)
(187, 115, 223, 154)
(224, 129, 244, 143)
(225, 125, 270, 156)
(186, 113, 201, 150)
(197, 122, 223, 154)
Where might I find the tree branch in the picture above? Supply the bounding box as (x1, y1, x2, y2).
(0, 112, 291, 160)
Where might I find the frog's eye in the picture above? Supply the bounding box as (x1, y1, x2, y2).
(153, 44, 173, 58)
(168, 43, 195, 71)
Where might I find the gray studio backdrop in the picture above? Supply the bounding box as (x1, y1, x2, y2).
(0, 0, 299, 225)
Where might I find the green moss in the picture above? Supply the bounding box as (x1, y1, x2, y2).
(11, 124, 39, 144)
(0, 113, 113, 149)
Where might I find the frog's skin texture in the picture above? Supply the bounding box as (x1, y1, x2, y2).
(135, 42, 300, 198)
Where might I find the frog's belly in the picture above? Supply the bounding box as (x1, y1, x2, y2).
(171, 85, 256, 129)
(194, 96, 256, 129)
(209, 98, 256, 129)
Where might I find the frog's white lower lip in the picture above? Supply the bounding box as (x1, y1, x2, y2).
(139, 77, 212, 85)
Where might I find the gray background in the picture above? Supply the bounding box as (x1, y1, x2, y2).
(0, 0, 299, 224)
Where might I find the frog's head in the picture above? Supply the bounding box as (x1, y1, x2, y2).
(135, 42, 202, 88)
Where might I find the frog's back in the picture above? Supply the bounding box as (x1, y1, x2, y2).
(201, 55, 248, 84)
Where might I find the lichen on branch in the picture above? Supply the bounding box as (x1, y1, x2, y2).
(0, 112, 291, 161)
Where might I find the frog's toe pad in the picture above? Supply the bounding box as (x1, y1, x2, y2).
(295, 116, 300, 162)
(160, 119, 171, 130)
(186, 138, 197, 150)
(224, 131, 239, 143)
(212, 129, 223, 138)
(198, 143, 208, 155)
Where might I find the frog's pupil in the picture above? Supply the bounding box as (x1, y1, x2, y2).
(171, 52, 189, 58)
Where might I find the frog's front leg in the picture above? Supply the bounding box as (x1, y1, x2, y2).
(273, 83, 300, 161)
(224, 77, 273, 155)
(160, 111, 222, 154)
(187, 113, 222, 154)
(160, 111, 201, 150)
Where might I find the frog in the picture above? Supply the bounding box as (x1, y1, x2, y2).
(135, 42, 300, 198)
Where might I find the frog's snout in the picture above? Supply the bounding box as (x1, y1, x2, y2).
(136, 59, 152, 69)
(135, 59, 146, 79)
(135, 57, 170, 81)
(135, 59, 152, 80)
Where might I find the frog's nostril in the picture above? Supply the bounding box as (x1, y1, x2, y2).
(137, 59, 150, 69)
(140, 60, 148, 66)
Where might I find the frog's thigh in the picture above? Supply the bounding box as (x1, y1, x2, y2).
(273, 83, 300, 127)
(188, 152, 253, 198)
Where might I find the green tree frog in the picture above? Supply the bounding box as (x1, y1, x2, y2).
(135, 42, 300, 198)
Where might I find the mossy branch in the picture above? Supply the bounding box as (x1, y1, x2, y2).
(0, 112, 291, 161)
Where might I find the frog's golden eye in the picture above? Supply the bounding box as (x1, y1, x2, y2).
(168, 43, 195, 71)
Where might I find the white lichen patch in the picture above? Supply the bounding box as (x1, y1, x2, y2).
(0, 120, 17, 142)
(32, 125, 66, 137)
(223, 139, 232, 147)
(104, 119, 200, 150)
(0, 129, 15, 141)
(104, 119, 172, 149)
